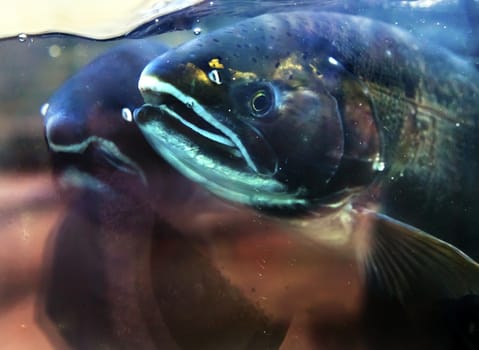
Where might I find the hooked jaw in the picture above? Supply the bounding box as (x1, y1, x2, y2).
(43, 108, 147, 186)
(137, 74, 262, 171)
(135, 73, 307, 208)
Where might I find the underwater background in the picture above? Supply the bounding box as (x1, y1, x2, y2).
(1, 0, 479, 349)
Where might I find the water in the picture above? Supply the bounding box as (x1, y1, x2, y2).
(1, 1, 479, 349)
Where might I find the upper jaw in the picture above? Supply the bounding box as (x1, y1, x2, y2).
(138, 74, 233, 143)
(137, 74, 263, 174)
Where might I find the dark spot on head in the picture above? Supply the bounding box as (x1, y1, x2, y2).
(286, 31, 292, 37)
(270, 35, 275, 40)
(197, 43, 203, 48)
(264, 55, 270, 60)
(233, 53, 239, 58)
(271, 26, 277, 30)
(255, 46, 260, 51)
(302, 52, 308, 60)
(252, 57, 257, 63)
(289, 74, 293, 80)
(213, 38, 220, 43)
(241, 29, 248, 34)
(237, 44, 242, 48)
(275, 61, 280, 68)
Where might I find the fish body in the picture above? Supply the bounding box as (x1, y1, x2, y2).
(135, 11, 479, 302)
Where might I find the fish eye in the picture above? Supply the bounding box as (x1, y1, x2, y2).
(250, 87, 274, 117)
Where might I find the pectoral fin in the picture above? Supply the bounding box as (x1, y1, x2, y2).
(357, 210, 479, 303)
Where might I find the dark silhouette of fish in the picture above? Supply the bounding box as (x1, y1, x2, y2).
(43, 39, 169, 191)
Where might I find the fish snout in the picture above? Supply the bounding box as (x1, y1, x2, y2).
(44, 110, 88, 150)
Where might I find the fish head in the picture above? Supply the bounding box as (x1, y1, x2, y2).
(43, 41, 169, 191)
(135, 13, 382, 212)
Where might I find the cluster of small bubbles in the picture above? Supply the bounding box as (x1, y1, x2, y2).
(193, 27, 202, 36)
(372, 154, 385, 172)
(121, 107, 133, 122)
(18, 33, 28, 42)
(48, 44, 62, 58)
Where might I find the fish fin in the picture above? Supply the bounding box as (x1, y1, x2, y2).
(357, 210, 479, 303)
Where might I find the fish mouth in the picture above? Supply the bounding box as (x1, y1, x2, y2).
(45, 132, 147, 185)
(135, 75, 305, 208)
(137, 75, 263, 174)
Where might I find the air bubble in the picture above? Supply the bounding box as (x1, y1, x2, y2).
(40, 103, 49, 117)
(18, 33, 27, 42)
(48, 45, 62, 58)
(121, 107, 133, 122)
(193, 27, 202, 35)
(328, 56, 339, 65)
